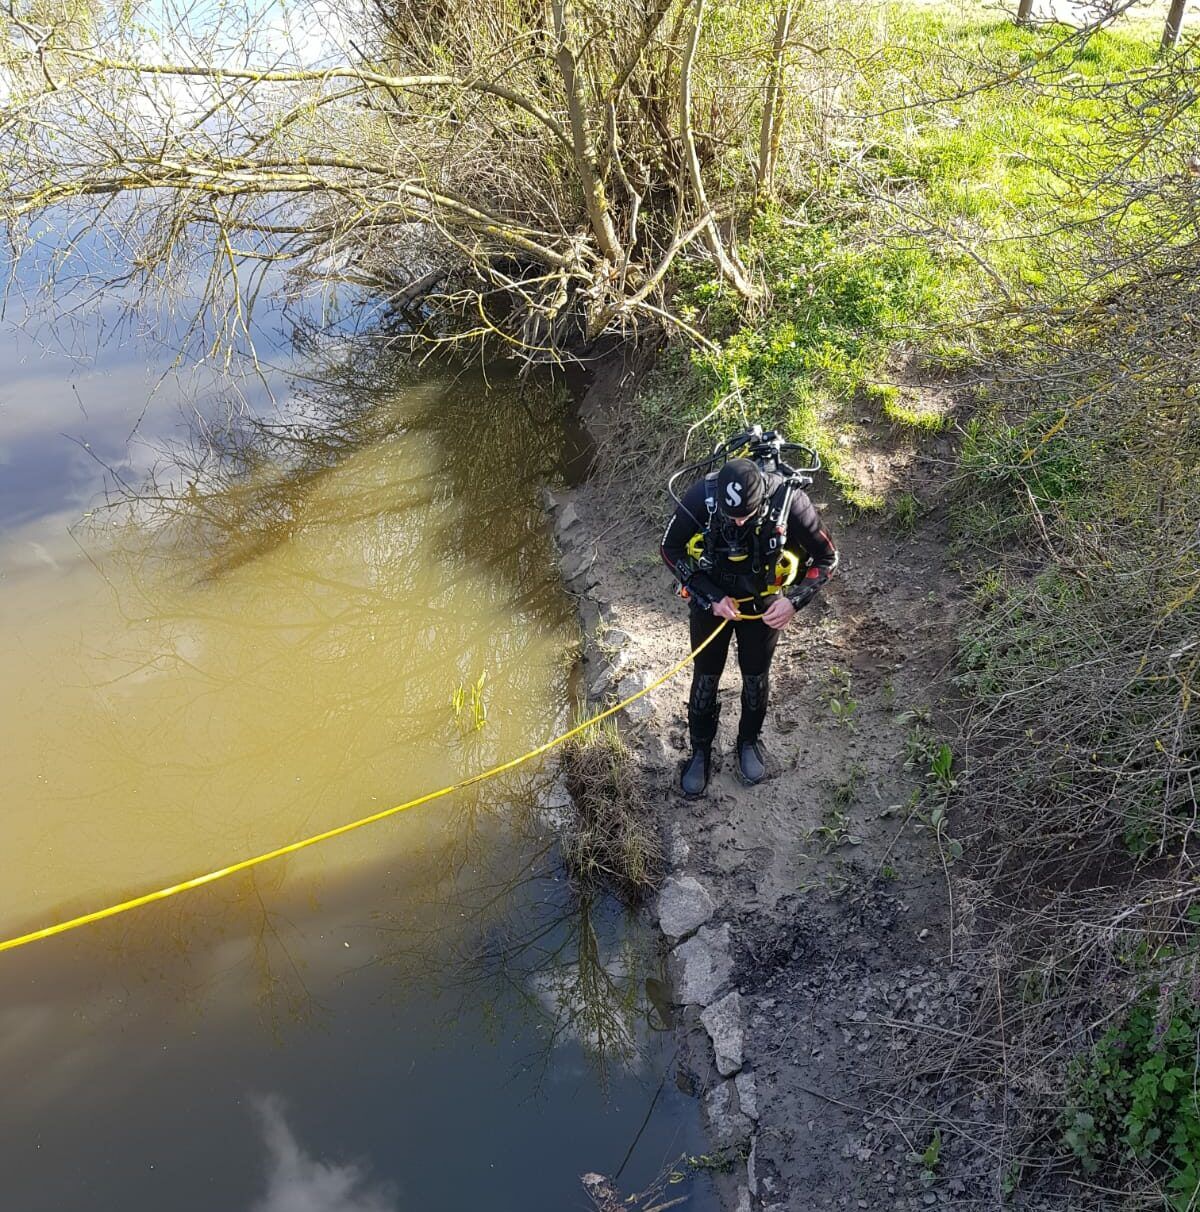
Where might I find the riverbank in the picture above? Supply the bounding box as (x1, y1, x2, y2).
(548, 348, 978, 1210)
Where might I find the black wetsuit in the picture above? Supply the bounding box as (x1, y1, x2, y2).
(661, 473, 837, 749)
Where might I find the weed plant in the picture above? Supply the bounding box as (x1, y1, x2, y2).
(560, 720, 662, 903)
(1065, 988, 1200, 1209)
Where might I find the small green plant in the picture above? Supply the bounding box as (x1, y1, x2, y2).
(900, 724, 963, 861)
(901, 719, 957, 800)
(827, 666, 858, 728)
(673, 1144, 746, 1177)
(906, 1127, 943, 1190)
(832, 764, 865, 808)
(450, 671, 488, 732)
(902, 722, 938, 771)
(926, 803, 964, 863)
(909, 1127, 942, 1179)
(928, 742, 957, 795)
(890, 491, 921, 534)
(814, 803, 864, 851)
(1063, 989, 1200, 1208)
(1001, 1160, 1023, 1198)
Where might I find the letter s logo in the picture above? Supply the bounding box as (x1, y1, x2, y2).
(725, 481, 743, 508)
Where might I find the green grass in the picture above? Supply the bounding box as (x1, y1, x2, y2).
(890, 491, 921, 533)
(653, 6, 1162, 511)
(673, 212, 946, 505)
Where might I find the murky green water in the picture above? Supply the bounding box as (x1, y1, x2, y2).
(0, 334, 711, 1211)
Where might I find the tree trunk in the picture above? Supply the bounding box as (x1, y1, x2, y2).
(756, 2, 794, 199)
(551, 0, 625, 266)
(1015, 0, 1034, 24)
(1161, 0, 1187, 50)
(680, 0, 757, 299)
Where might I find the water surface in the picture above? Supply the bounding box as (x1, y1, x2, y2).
(0, 326, 712, 1211)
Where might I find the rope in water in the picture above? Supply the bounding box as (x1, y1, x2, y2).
(0, 619, 737, 955)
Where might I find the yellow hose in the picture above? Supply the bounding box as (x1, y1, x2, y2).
(0, 620, 732, 955)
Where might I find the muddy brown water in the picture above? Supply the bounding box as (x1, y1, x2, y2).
(0, 329, 713, 1211)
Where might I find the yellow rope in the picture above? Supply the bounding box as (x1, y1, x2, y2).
(0, 620, 733, 955)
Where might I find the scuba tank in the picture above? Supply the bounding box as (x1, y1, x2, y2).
(667, 424, 821, 606)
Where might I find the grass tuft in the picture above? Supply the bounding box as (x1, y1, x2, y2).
(560, 720, 662, 903)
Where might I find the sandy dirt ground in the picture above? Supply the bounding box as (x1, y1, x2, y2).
(550, 361, 985, 1210)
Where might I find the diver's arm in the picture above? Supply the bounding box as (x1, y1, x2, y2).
(783, 490, 838, 609)
(660, 482, 722, 606)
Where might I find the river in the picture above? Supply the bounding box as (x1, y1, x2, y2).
(0, 310, 714, 1210)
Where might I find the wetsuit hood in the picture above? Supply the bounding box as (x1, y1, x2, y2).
(715, 458, 766, 517)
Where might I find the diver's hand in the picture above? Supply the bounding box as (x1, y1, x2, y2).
(762, 596, 797, 630)
(712, 596, 741, 621)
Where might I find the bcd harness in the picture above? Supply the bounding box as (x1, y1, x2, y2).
(681, 472, 804, 605)
(666, 425, 822, 612)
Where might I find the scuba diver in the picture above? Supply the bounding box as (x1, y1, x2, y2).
(661, 426, 838, 796)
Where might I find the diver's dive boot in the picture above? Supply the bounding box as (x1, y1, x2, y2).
(680, 744, 713, 798)
(681, 672, 721, 798)
(736, 672, 770, 785)
(736, 737, 767, 785)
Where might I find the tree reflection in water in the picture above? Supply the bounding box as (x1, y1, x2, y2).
(56, 331, 664, 1088)
(365, 783, 670, 1096)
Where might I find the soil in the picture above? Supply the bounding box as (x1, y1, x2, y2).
(553, 354, 982, 1211)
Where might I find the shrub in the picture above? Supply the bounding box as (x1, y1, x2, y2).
(1064, 989, 1200, 1209)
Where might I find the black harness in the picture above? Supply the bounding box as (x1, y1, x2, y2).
(700, 470, 797, 585)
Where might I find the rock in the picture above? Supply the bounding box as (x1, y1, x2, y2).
(657, 875, 716, 941)
(734, 1185, 752, 1212)
(589, 653, 634, 699)
(701, 991, 745, 1076)
(541, 487, 561, 513)
(667, 825, 690, 865)
(704, 1078, 752, 1149)
(562, 544, 598, 591)
(609, 650, 635, 679)
(555, 501, 581, 541)
(588, 673, 611, 700)
(639, 731, 668, 766)
(603, 627, 632, 648)
(735, 1069, 758, 1120)
(669, 922, 733, 1004)
(579, 598, 604, 635)
(747, 1136, 758, 1193)
(617, 670, 654, 720)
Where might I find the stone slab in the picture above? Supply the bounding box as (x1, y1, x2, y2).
(670, 922, 732, 1005)
(735, 1070, 758, 1120)
(701, 991, 745, 1077)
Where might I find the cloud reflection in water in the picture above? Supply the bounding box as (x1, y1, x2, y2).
(250, 1094, 399, 1212)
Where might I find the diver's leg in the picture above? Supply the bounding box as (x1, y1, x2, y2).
(732, 619, 780, 785)
(681, 607, 732, 797)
